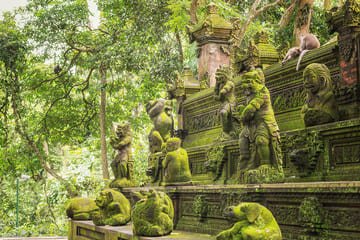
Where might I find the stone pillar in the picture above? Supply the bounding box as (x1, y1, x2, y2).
(188, 3, 233, 88)
(328, 0, 360, 85)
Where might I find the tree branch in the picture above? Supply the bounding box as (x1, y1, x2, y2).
(279, 0, 298, 29)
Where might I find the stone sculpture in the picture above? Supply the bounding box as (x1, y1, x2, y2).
(162, 137, 192, 185)
(109, 121, 133, 188)
(238, 69, 283, 183)
(216, 202, 282, 240)
(214, 65, 236, 138)
(146, 98, 173, 183)
(132, 189, 174, 237)
(91, 189, 131, 226)
(301, 63, 339, 127)
(66, 197, 98, 220)
(146, 98, 173, 153)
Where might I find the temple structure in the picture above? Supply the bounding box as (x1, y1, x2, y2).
(69, 1, 360, 239)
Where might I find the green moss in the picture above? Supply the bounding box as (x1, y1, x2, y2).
(216, 202, 282, 240)
(162, 138, 192, 185)
(66, 197, 98, 220)
(92, 189, 131, 226)
(132, 190, 174, 237)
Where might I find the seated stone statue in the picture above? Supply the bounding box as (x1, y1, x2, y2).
(109, 121, 134, 188)
(216, 202, 282, 240)
(132, 189, 174, 237)
(162, 137, 192, 185)
(66, 197, 98, 220)
(214, 65, 236, 138)
(91, 189, 131, 226)
(238, 69, 284, 183)
(301, 63, 339, 127)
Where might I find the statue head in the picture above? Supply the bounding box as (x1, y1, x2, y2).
(95, 189, 115, 208)
(223, 202, 261, 223)
(146, 99, 172, 118)
(215, 65, 232, 84)
(239, 69, 265, 96)
(165, 137, 181, 152)
(112, 121, 131, 138)
(303, 63, 332, 95)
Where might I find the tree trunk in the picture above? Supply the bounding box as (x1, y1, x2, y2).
(175, 30, 184, 69)
(190, 0, 198, 25)
(99, 64, 109, 180)
(293, 0, 314, 45)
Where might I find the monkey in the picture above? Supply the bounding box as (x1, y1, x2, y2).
(281, 34, 320, 71)
(282, 47, 301, 65)
(296, 33, 320, 71)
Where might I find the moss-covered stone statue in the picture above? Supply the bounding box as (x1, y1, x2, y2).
(214, 65, 236, 138)
(109, 121, 134, 188)
(66, 197, 99, 220)
(146, 98, 173, 183)
(237, 69, 284, 183)
(162, 137, 192, 185)
(301, 63, 339, 127)
(216, 202, 282, 240)
(91, 188, 131, 226)
(132, 189, 174, 237)
(146, 98, 173, 153)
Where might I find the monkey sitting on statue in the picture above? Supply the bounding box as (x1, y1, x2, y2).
(282, 33, 320, 71)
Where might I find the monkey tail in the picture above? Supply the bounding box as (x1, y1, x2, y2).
(296, 50, 309, 71)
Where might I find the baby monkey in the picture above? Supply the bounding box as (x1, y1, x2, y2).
(282, 33, 320, 71)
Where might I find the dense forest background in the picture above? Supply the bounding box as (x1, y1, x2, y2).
(0, 0, 341, 236)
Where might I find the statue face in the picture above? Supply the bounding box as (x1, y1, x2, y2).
(304, 70, 320, 94)
(95, 191, 109, 207)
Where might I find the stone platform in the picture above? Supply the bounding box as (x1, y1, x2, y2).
(123, 181, 360, 240)
(69, 182, 360, 239)
(68, 221, 214, 240)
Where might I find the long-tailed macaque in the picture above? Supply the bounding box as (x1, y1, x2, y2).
(282, 33, 320, 71)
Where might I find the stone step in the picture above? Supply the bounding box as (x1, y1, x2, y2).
(69, 220, 214, 240)
(0, 238, 67, 240)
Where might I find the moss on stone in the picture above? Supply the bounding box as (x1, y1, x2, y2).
(162, 138, 192, 185)
(216, 202, 282, 240)
(92, 188, 131, 226)
(66, 197, 99, 220)
(132, 190, 174, 237)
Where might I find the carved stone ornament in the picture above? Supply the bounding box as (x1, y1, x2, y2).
(339, 37, 354, 62)
(283, 131, 324, 177)
(299, 197, 327, 234)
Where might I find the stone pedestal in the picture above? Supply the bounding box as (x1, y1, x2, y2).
(68, 220, 214, 240)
